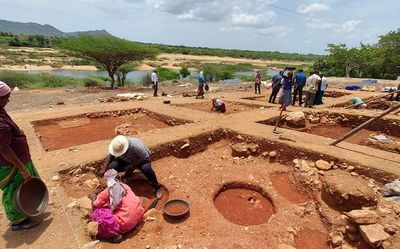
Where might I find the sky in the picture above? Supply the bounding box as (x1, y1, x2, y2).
(0, 0, 399, 54)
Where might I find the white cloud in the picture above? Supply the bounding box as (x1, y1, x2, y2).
(339, 19, 362, 33)
(305, 17, 336, 30)
(297, 3, 330, 14)
(231, 11, 276, 27)
(258, 25, 290, 37)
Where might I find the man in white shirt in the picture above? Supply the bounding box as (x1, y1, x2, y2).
(319, 75, 328, 104)
(151, 70, 158, 97)
(304, 71, 321, 108)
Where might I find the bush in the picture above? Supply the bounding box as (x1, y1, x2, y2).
(156, 67, 180, 81)
(179, 66, 190, 78)
(0, 71, 35, 88)
(83, 77, 105, 87)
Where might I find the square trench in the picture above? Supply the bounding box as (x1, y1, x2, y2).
(329, 96, 397, 110)
(32, 108, 191, 151)
(172, 101, 268, 114)
(57, 130, 392, 248)
(258, 111, 400, 154)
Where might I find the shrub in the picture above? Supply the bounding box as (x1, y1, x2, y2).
(156, 67, 180, 81)
(179, 66, 190, 78)
(83, 77, 105, 87)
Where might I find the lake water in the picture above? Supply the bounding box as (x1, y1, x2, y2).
(26, 69, 150, 84)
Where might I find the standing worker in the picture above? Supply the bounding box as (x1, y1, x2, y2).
(279, 71, 294, 111)
(102, 135, 161, 193)
(0, 81, 42, 231)
(318, 74, 328, 104)
(196, 71, 206, 99)
(304, 71, 321, 108)
(292, 69, 306, 106)
(254, 70, 262, 94)
(151, 70, 158, 97)
(269, 71, 283, 103)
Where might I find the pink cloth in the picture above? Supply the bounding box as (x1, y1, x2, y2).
(92, 208, 120, 238)
(0, 81, 11, 97)
(93, 183, 144, 233)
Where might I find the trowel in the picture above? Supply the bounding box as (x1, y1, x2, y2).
(147, 188, 163, 210)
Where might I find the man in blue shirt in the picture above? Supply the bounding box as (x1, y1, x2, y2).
(292, 69, 307, 106)
(268, 71, 283, 103)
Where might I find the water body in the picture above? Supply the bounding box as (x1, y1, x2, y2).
(25, 69, 151, 84)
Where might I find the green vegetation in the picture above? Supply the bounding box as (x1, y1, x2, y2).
(0, 70, 106, 88)
(315, 29, 400, 79)
(156, 67, 180, 81)
(60, 35, 159, 88)
(116, 62, 139, 86)
(179, 66, 190, 78)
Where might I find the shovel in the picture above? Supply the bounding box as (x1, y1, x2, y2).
(146, 188, 163, 211)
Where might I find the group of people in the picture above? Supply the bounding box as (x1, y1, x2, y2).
(0, 78, 162, 242)
(268, 69, 328, 109)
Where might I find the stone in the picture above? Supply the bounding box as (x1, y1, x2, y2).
(346, 223, 359, 234)
(315, 160, 332, 170)
(262, 152, 269, 157)
(77, 196, 93, 212)
(384, 224, 398, 235)
(180, 143, 190, 150)
(285, 111, 306, 127)
(84, 179, 100, 189)
(87, 222, 98, 237)
(81, 240, 100, 249)
(383, 179, 400, 197)
(52, 175, 60, 181)
(66, 201, 77, 209)
(269, 151, 277, 158)
(308, 116, 321, 124)
(359, 224, 390, 248)
(347, 232, 361, 242)
(347, 210, 380, 225)
(331, 235, 343, 246)
(231, 143, 259, 157)
(321, 170, 377, 211)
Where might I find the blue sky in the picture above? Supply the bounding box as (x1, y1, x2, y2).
(1, 0, 399, 54)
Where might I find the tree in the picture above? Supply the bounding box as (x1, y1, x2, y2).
(179, 66, 190, 78)
(116, 62, 139, 86)
(377, 29, 400, 79)
(61, 35, 159, 88)
(326, 44, 362, 77)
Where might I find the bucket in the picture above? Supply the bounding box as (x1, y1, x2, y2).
(13, 177, 49, 218)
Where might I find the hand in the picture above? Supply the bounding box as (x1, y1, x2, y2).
(20, 168, 32, 183)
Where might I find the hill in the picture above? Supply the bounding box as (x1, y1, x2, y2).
(0, 19, 112, 37)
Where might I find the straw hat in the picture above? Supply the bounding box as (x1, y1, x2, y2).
(109, 135, 129, 157)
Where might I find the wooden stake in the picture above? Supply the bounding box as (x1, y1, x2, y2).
(273, 104, 285, 133)
(330, 104, 400, 146)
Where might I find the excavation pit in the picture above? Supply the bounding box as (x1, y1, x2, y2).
(32, 109, 189, 151)
(173, 101, 265, 114)
(58, 130, 391, 247)
(214, 183, 275, 226)
(259, 111, 400, 154)
(330, 97, 397, 110)
(294, 228, 329, 249)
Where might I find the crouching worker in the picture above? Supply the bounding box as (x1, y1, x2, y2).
(211, 97, 226, 113)
(0, 81, 41, 231)
(102, 135, 161, 193)
(90, 169, 144, 243)
(350, 97, 367, 109)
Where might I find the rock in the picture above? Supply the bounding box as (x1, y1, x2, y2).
(315, 160, 332, 170)
(346, 223, 359, 234)
(359, 224, 390, 248)
(346, 166, 355, 172)
(84, 179, 100, 189)
(52, 175, 60, 181)
(347, 232, 361, 242)
(144, 208, 157, 220)
(230, 143, 259, 157)
(67, 201, 77, 209)
(262, 152, 269, 157)
(383, 179, 400, 197)
(81, 240, 100, 249)
(77, 196, 93, 211)
(308, 116, 321, 124)
(384, 224, 398, 235)
(331, 235, 343, 246)
(321, 170, 377, 211)
(180, 143, 190, 150)
(86, 222, 98, 237)
(347, 210, 380, 224)
(285, 111, 306, 127)
(269, 151, 277, 158)
(278, 135, 296, 142)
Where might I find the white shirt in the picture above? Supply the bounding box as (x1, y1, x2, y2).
(321, 76, 328, 91)
(151, 72, 158, 84)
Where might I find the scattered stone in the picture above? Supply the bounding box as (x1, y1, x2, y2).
(285, 111, 306, 127)
(331, 235, 343, 246)
(347, 210, 380, 224)
(86, 222, 98, 237)
(84, 179, 100, 189)
(308, 116, 321, 124)
(278, 135, 296, 142)
(384, 224, 398, 235)
(81, 240, 100, 249)
(322, 170, 377, 211)
(180, 143, 190, 150)
(77, 196, 93, 212)
(262, 152, 269, 157)
(268, 151, 277, 158)
(383, 179, 400, 197)
(351, 172, 358, 176)
(315, 160, 332, 170)
(346, 166, 355, 172)
(230, 143, 259, 157)
(52, 175, 60, 181)
(236, 135, 244, 140)
(359, 224, 390, 248)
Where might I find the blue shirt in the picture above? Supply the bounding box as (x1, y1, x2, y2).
(294, 72, 306, 87)
(282, 78, 293, 91)
(198, 74, 205, 85)
(272, 74, 282, 88)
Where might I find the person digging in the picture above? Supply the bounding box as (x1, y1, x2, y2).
(101, 135, 162, 196)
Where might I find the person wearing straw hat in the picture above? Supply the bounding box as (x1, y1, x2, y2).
(0, 81, 41, 231)
(102, 135, 161, 193)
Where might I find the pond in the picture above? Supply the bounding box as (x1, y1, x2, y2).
(25, 69, 150, 84)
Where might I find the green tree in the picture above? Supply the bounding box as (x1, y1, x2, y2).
(179, 66, 190, 78)
(116, 62, 139, 86)
(61, 35, 159, 88)
(326, 44, 362, 77)
(377, 29, 400, 79)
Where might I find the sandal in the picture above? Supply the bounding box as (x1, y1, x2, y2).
(11, 218, 41, 231)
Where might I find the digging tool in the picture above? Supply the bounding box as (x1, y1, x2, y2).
(345, 89, 400, 109)
(146, 188, 163, 211)
(330, 103, 400, 146)
(273, 105, 285, 134)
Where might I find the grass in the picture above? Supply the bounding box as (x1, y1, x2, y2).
(0, 70, 107, 89)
